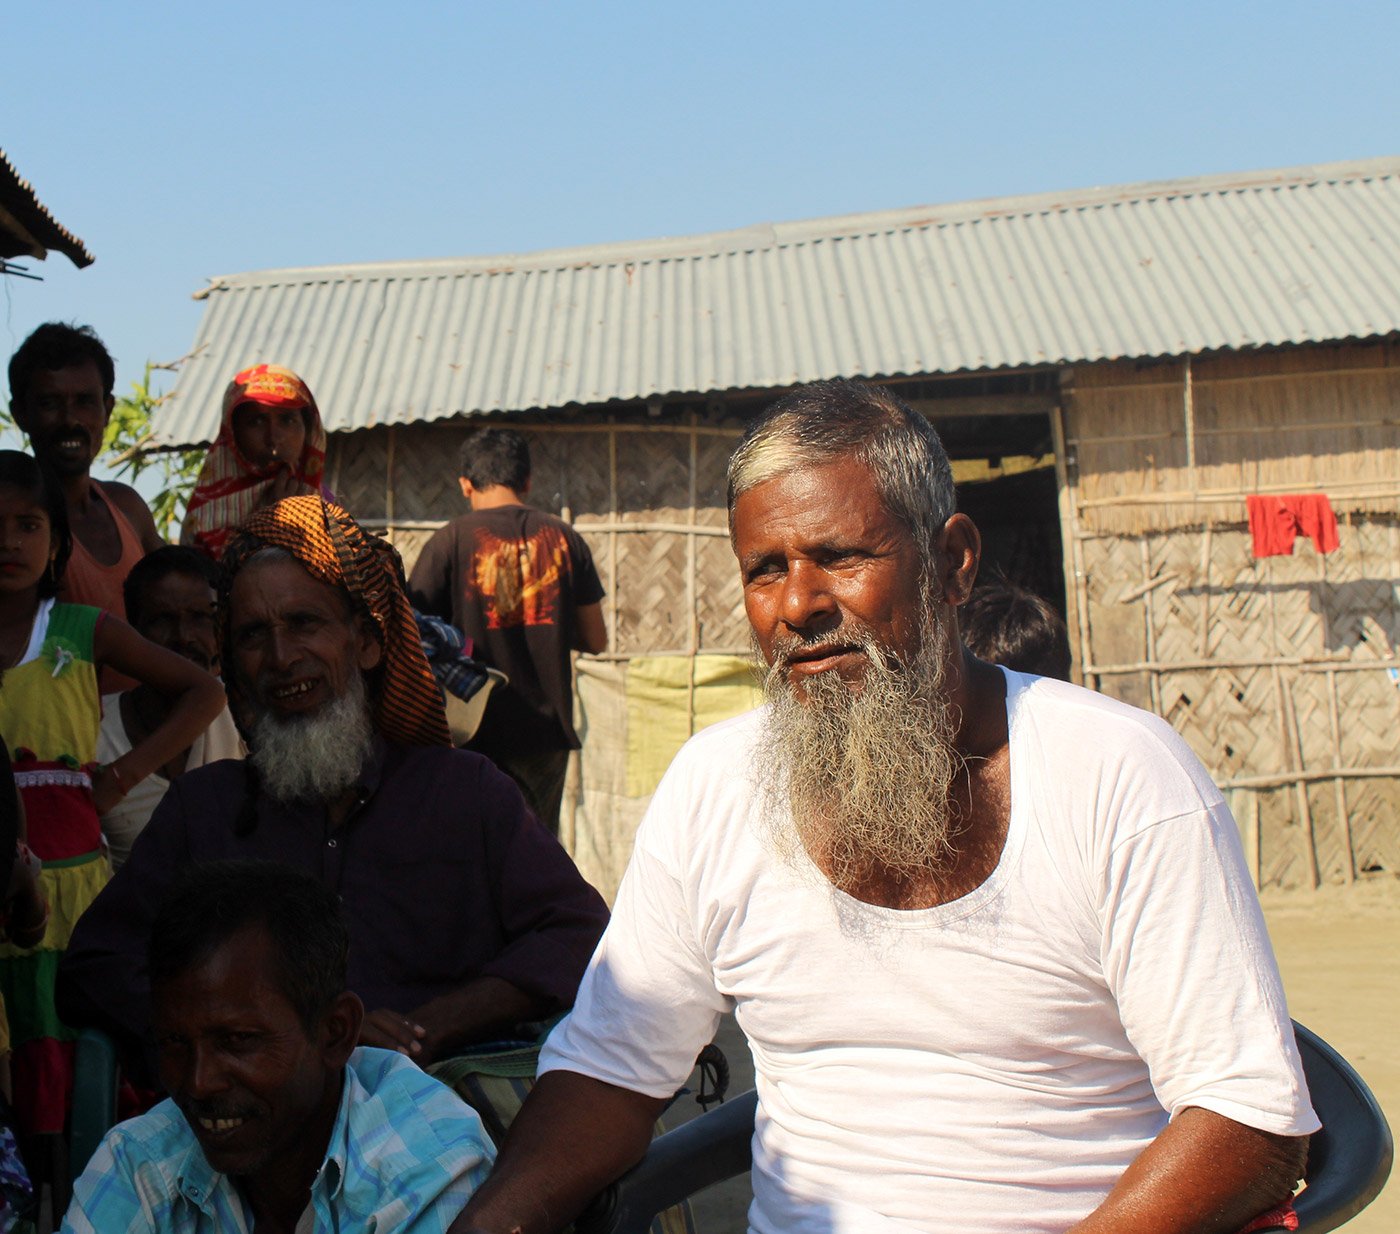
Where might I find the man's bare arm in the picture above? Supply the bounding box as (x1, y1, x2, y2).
(573, 602, 607, 655)
(1068, 1107, 1307, 1234)
(450, 1070, 666, 1234)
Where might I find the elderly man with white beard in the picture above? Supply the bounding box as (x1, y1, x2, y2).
(453, 380, 1316, 1234)
(57, 497, 609, 1082)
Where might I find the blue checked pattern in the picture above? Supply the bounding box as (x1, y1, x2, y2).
(62, 1047, 494, 1234)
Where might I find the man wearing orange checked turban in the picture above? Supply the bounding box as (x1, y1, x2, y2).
(59, 497, 609, 1081)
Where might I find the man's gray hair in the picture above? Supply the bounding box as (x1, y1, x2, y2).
(726, 379, 956, 569)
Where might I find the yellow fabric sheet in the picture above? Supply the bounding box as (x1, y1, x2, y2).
(625, 654, 761, 798)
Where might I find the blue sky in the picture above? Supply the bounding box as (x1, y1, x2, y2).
(4, 0, 1397, 431)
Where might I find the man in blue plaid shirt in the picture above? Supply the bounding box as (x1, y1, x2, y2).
(62, 861, 493, 1234)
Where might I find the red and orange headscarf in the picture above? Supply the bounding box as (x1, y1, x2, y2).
(221, 496, 451, 749)
(181, 364, 328, 561)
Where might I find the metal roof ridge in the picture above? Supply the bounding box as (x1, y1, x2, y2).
(192, 154, 1400, 299)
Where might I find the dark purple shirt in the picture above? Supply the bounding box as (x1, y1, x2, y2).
(57, 740, 609, 1052)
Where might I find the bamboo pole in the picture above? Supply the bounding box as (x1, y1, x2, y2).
(1071, 414, 1400, 448)
(355, 517, 730, 538)
(1281, 674, 1321, 889)
(1140, 539, 1162, 714)
(687, 415, 699, 736)
(1069, 362, 1400, 395)
(1051, 404, 1094, 688)
(1085, 653, 1398, 675)
(1117, 571, 1178, 605)
(1222, 765, 1400, 790)
(1076, 479, 1400, 510)
(1182, 356, 1197, 487)
(431, 420, 745, 440)
(1254, 795, 1265, 890)
(385, 426, 396, 538)
(608, 422, 619, 653)
(1325, 667, 1356, 883)
(1197, 525, 1212, 658)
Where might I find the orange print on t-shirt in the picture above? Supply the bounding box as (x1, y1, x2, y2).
(469, 525, 569, 628)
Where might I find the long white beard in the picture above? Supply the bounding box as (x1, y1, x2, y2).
(755, 605, 962, 900)
(249, 674, 375, 804)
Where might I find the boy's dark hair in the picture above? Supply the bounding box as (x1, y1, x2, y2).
(459, 427, 531, 492)
(961, 577, 1073, 681)
(7, 322, 116, 405)
(0, 451, 72, 599)
(124, 546, 220, 631)
(149, 860, 349, 1029)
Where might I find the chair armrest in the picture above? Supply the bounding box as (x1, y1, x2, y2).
(574, 1090, 758, 1234)
(70, 1027, 120, 1176)
(1291, 1020, 1394, 1233)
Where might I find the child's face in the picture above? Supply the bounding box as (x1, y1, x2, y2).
(0, 486, 56, 595)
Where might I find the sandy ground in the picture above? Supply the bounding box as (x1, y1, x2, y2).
(676, 883, 1399, 1233)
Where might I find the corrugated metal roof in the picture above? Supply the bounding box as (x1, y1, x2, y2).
(156, 156, 1400, 445)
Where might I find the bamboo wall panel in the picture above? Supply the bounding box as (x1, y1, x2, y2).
(695, 535, 750, 652)
(614, 531, 691, 655)
(694, 434, 737, 528)
(1070, 342, 1400, 536)
(387, 424, 458, 520)
(1081, 520, 1400, 889)
(330, 429, 389, 520)
(615, 431, 692, 526)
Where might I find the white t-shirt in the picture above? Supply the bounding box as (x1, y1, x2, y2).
(541, 670, 1318, 1234)
(96, 693, 244, 870)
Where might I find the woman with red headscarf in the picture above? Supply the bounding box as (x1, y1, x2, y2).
(181, 364, 331, 561)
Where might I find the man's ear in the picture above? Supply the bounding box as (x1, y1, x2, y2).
(355, 617, 384, 672)
(458, 477, 473, 502)
(937, 514, 981, 607)
(320, 991, 364, 1067)
(9, 397, 30, 435)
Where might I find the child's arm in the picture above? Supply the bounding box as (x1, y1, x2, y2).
(91, 616, 226, 814)
(6, 843, 48, 949)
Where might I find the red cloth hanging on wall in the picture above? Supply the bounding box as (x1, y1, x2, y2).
(1246, 494, 1340, 559)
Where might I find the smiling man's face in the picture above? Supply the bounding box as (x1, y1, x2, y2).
(153, 924, 341, 1181)
(13, 361, 114, 479)
(228, 555, 382, 723)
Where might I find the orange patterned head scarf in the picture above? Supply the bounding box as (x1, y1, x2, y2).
(220, 496, 450, 748)
(181, 364, 329, 561)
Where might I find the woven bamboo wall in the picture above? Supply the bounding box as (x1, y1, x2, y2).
(1064, 342, 1400, 888)
(325, 410, 752, 889)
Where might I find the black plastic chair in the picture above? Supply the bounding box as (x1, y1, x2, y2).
(1276, 1021, 1394, 1234)
(574, 1021, 1393, 1234)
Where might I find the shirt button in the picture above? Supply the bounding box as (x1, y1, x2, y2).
(327, 838, 338, 848)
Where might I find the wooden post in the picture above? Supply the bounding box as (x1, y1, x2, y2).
(1051, 402, 1093, 687)
(608, 421, 620, 649)
(687, 414, 699, 737)
(385, 426, 396, 543)
(1281, 673, 1321, 889)
(1248, 792, 1262, 890)
(1325, 667, 1355, 883)
(1140, 537, 1162, 715)
(1197, 524, 1212, 658)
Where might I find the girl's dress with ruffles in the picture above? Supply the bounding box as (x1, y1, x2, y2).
(0, 600, 109, 1138)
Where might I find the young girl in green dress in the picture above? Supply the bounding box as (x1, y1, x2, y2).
(0, 452, 223, 1159)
